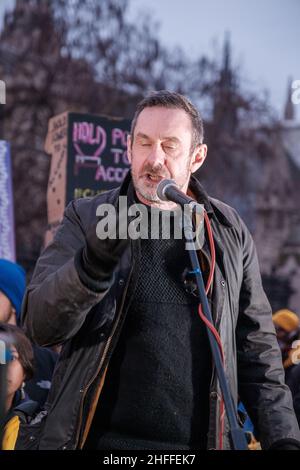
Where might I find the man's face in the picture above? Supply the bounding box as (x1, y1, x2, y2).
(127, 106, 207, 208)
(0, 291, 16, 324)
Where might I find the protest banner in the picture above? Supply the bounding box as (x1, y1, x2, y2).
(44, 112, 130, 245)
(0, 140, 15, 260)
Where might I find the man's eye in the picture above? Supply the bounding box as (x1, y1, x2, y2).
(141, 143, 151, 147)
(164, 145, 176, 151)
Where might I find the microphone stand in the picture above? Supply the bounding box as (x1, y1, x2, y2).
(182, 206, 248, 450)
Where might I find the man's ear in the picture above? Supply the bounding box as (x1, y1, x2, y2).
(190, 144, 207, 174)
(127, 134, 132, 164)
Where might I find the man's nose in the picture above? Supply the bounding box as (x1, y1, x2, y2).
(146, 143, 166, 168)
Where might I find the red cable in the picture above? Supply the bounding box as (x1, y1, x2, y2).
(195, 210, 225, 449)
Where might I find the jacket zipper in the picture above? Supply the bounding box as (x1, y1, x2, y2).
(74, 263, 134, 449)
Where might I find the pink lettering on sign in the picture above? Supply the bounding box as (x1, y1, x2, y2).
(95, 166, 129, 183)
(111, 148, 129, 165)
(111, 128, 128, 147)
(73, 122, 107, 148)
(73, 122, 107, 175)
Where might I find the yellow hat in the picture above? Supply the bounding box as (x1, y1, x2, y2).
(273, 309, 300, 332)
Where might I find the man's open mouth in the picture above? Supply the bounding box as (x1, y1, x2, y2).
(144, 173, 164, 182)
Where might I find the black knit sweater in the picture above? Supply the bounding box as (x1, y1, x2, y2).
(84, 202, 212, 450)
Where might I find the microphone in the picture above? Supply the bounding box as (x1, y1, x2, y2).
(157, 179, 205, 250)
(156, 179, 197, 209)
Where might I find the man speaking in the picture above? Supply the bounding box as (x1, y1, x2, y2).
(22, 91, 300, 450)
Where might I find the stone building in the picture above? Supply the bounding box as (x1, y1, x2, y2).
(250, 81, 300, 312)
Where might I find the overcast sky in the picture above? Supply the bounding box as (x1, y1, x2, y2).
(129, 0, 300, 120)
(1, 0, 299, 120)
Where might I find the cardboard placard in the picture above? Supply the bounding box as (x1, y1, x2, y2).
(44, 112, 130, 245)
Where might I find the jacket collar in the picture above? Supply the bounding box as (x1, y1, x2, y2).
(118, 169, 233, 228)
(188, 174, 233, 228)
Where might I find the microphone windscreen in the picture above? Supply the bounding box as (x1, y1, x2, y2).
(156, 179, 176, 201)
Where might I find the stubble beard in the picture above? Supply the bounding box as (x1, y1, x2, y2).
(131, 154, 192, 204)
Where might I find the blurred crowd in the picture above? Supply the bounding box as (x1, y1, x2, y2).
(0, 258, 300, 450)
(0, 259, 58, 449)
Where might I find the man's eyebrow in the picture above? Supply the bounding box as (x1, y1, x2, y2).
(161, 136, 180, 143)
(136, 133, 180, 143)
(136, 132, 151, 140)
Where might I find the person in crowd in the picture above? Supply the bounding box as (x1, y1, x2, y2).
(0, 323, 35, 450)
(273, 308, 300, 428)
(0, 259, 58, 406)
(0, 259, 26, 326)
(273, 309, 300, 381)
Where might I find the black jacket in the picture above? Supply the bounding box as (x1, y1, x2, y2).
(22, 171, 300, 449)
